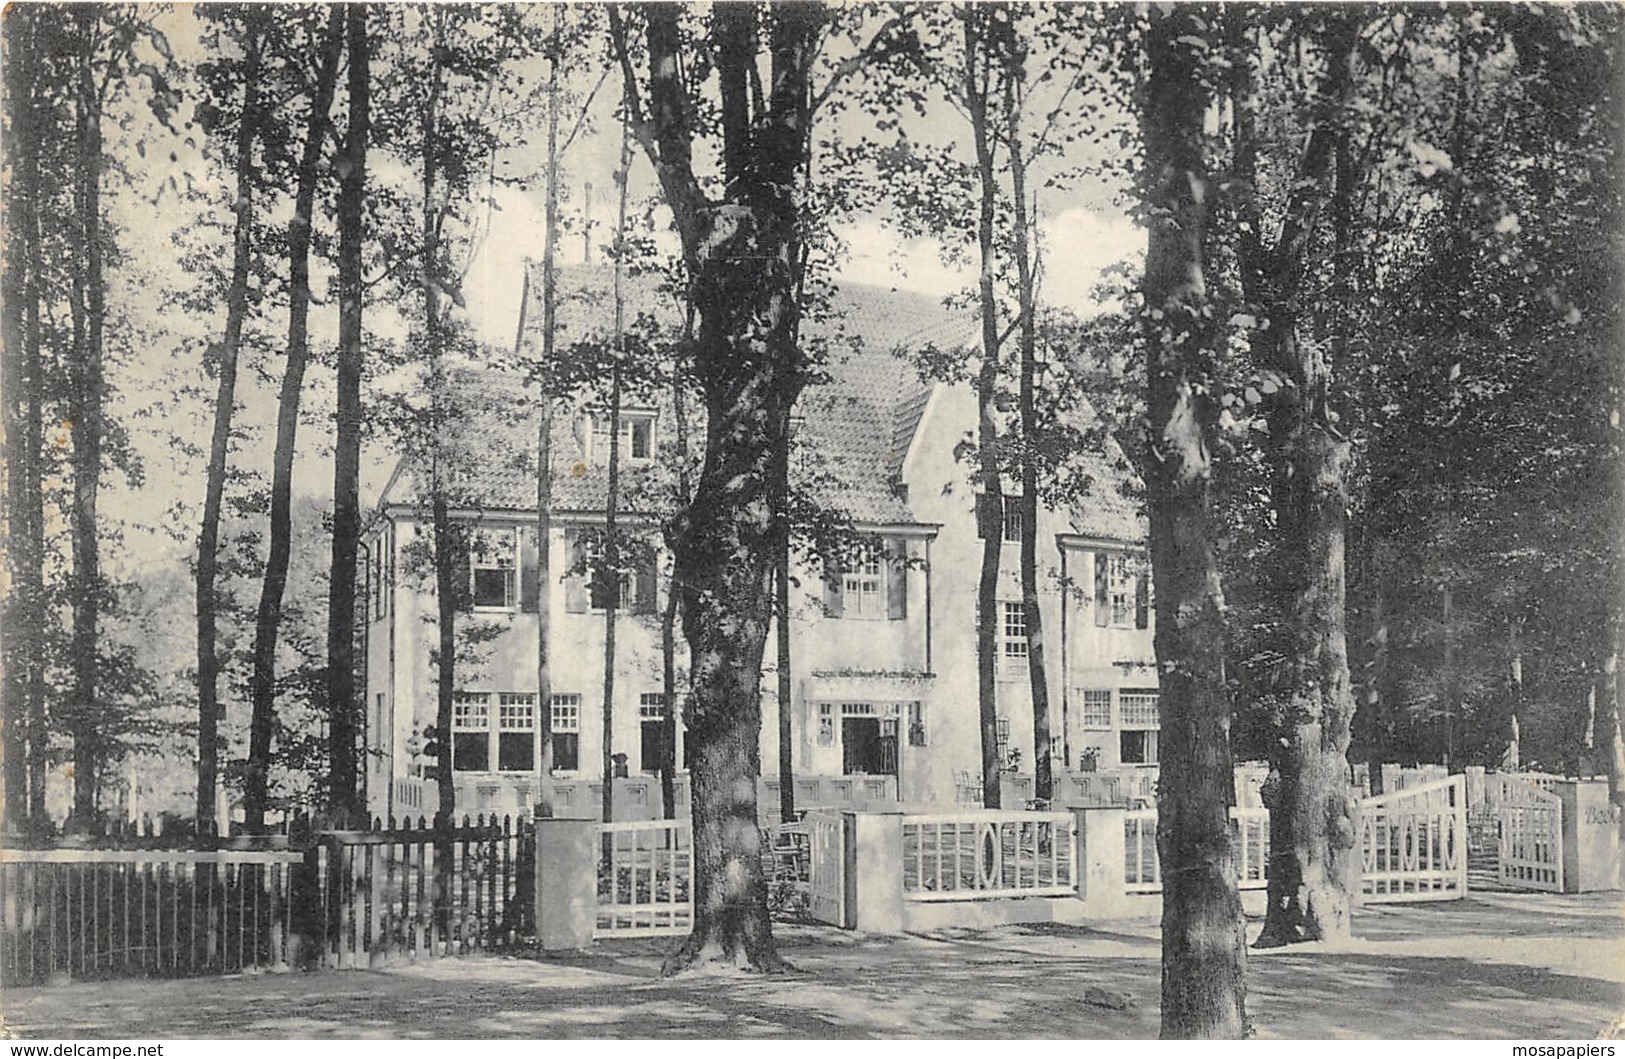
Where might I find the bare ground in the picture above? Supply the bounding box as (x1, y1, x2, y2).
(3, 891, 1621, 1039)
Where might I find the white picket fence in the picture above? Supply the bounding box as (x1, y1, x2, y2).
(900, 810, 1076, 901)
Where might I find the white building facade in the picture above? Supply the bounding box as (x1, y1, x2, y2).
(360, 275, 1159, 820)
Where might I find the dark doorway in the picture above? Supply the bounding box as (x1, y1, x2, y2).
(842, 716, 898, 775)
(640, 720, 664, 774)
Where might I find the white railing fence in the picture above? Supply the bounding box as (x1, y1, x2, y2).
(901, 811, 1076, 901)
(1359, 775, 1468, 902)
(1124, 809, 1160, 893)
(804, 811, 847, 926)
(1498, 779, 1564, 892)
(1123, 807, 1269, 893)
(595, 819, 692, 938)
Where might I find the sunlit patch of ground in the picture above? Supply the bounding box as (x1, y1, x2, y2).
(3, 892, 1620, 1039)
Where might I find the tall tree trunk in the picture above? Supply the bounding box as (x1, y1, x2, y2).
(776, 427, 794, 824)
(67, 10, 106, 824)
(1230, 11, 1359, 948)
(422, 12, 457, 828)
(420, 11, 457, 953)
(534, 9, 562, 804)
(1007, 52, 1052, 806)
(326, 2, 369, 823)
(599, 111, 632, 825)
(19, 15, 47, 823)
(197, 13, 264, 831)
(600, 356, 623, 823)
(660, 346, 693, 821)
(1142, 7, 1249, 1038)
(964, 9, 1004, 809)
(612, 2, 822, 973)
(1, 5, 41, 828)
(245, 9, 343, 833)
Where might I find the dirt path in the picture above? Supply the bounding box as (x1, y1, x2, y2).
(4, 894, 1621, 1039)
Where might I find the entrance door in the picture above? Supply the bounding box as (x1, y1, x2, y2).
(842, 717, 897, 775)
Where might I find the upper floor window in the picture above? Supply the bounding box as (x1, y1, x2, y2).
(590, 410, 656, 464)
(470, 527, 518, 610)
(568, 532, 657, 615)
(1000, 600, 1028, 670)
(843, 545, 885, 617)
(975, 493, 1023, 543)
(824, 536, 908, 621)
(1094, 550, 1150, 630)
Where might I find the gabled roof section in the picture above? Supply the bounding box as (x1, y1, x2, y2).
(376, 266, 1147, 544)
(1062, 409, 1147, 545)
(378, 268, 980, 527)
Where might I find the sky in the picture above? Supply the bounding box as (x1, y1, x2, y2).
(459, 184, 1145, 355)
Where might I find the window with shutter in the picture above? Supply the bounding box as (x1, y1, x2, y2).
(1094, 551, 1110, 627)
(519, 527, 541, 612)
(563, 532, 589, 613)
(822, 553, 844, 618)
(887, 538, 908, 620)
(1135, 564, 1150, 629)
(843, 543, 884, 618)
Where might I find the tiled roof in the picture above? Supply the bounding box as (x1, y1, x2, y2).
(1065, 444, 1147, 544)
(380, 265, 1145, 542)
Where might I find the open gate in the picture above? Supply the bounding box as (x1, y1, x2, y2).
(1360, 775, 1467, 902)
(804, 811, 847, 927)
(1497, 777, 1564, 892)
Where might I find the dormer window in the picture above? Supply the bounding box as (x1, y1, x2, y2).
(590, 410, 656, 463)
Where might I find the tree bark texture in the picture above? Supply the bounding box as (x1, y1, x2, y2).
(2, 5, 44, 827)
(245, 9, 343, 832)
(600, 357, 623, 824)
(1230, 12, 1360, 947)
(660, 363, 692, 821)
(1007, 53, 1052, 806)
(1142, 7, 1250, 1039)
(964, 8, 1005, 809)
(422, 11, 457, 828)
(196, 12, 264, 831)
(613, 2, 822, 973)
(599, 111, 632, 825)
(326, 1, 369, 823)
(535, 11, 562, 799)
(67, 9, 105, 823)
